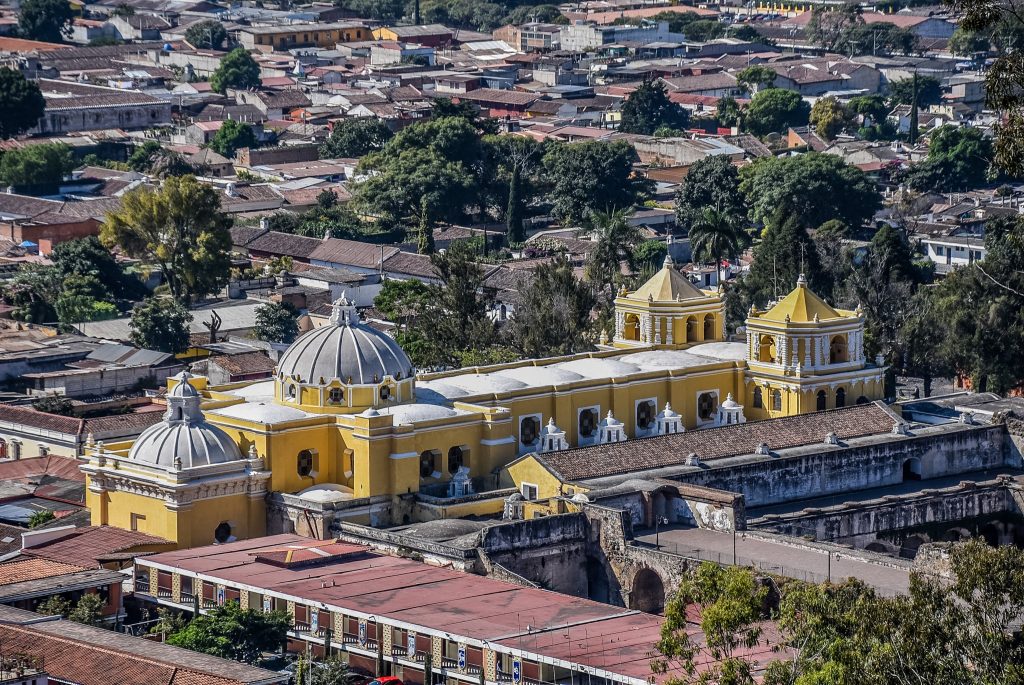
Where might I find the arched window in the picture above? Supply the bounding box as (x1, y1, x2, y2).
(328, 387, 344, 403)
(286, 384, 297, 401)
(697, 392, 717, 421)
(297, 450, 314, 477)
(771, 390, 782, 411)
(835, 387, 846, 407)
(636, 400, 656, 430)
(686, 317, 698, 343)
(447, 446, 464, 474)
(379, 385, 391, 401)
(624, 314, 640, 341)
(419, 451, 438, 478)
(816, 390, 827, 411)
(758, 335, 777, 363)
(214, 522, 232, 543)
(520, 416, 540, 446)
(703, 314, 715, 341)
(829, 335, 848, 364)
(752, 388, 763, 409)
(579, 408, 598, 438)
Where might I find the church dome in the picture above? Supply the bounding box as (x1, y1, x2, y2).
(277, 297, 413, 385)
(129, 372, 242, 470)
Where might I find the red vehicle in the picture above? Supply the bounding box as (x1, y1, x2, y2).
(368, 677, 403, 685)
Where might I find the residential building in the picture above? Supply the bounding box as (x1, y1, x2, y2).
(372, 24, 453, 47)
(238, 22, 371, 51)
(30, 80, 172, 135)
(560, 21, 683, 52)
(493, 22, 562, 52)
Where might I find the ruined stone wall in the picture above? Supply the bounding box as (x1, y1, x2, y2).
(674, 424, 1009, 508)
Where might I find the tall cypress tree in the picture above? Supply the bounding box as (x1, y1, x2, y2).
(505, 166, 525, 244)
(417, 196, 435, 255)
(908, 71, 919, 145)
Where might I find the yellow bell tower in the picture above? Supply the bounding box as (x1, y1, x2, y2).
(743, 275, 886, 420)
(612, 255, 726, 349)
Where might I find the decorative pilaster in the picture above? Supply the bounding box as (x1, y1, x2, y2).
(383, 625, 393, 654)
(654, 317, 662, 344)
(239, 590, 249, 609)
(484, 649, 497, 681)
(666, 317, 673, 344)
(803, 338, 811, 368)
(432, 635, 443, 664)
(171, 573, 181, 603)
(287, 600, 295, 618)
(333, 611, 344, 636)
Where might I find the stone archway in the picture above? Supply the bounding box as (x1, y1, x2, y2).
(630, 568, 665, 614)
(900, 534, 928, 559)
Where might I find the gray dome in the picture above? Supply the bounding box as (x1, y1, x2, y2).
(277, 298, 412, 385)
(128, 371, 242, 470)
(128, 420, 243, 469)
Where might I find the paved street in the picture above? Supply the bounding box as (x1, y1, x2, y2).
(635, 527, 912, 595)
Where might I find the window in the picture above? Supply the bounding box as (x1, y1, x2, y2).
(298, 450, 314, 477)
(636, 400, 656, 430)
(521, 483, 538, 500)
(697, 392, 717, 421)
(214, 522, 232, 543)
(771, 390, 782, 411)
(578, 408, 598, 439)
(829, 335, 848, 364)
(0, 438, 6, 459)
(379, 385, 391, 401)
(758, 335, 777, 363)
(520, 415, 540, 446)
(816, 390, 827, 411)
(328, 387, 344, 403)
(286, 384, 297, 401)
(419, 450, 437, 478)
(935, 245, 944, 256)
(752, 388, 763, 409)
(447, 446, 464, 474)
(130, 513, 146, 532)
(835, 388, 846, 408)
(703, 314, 715, 341)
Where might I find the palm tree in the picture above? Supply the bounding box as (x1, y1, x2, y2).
(580, 209, 644, 301)
(689, 203, 745, 290)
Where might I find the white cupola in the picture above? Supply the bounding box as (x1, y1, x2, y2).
(714, 393, 746, 427)
(539, 418, 569, 453)
(598, 410, 626, 444)
(656, 402, 684, 435)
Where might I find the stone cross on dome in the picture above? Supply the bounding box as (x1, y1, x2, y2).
(329, 293, 358, 326)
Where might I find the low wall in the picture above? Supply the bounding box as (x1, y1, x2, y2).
(674, 424, 1010, 508)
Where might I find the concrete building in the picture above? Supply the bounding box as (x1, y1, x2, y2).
(238, 23, 371, 51)
(30, 80, 172, 135)
(560, 21, 683, 52)
(493, 22, 562, 52)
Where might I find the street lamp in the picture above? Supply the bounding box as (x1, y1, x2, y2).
(654, 516, 669, 549)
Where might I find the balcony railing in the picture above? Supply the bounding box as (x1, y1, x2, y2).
(180, 592, 196, 604)
(293, 622, 312, 633)
(201, 599, 218, 609)
(157, 588, 173, 599)
(135, 580, 150, 593)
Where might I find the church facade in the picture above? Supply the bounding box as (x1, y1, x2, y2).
(82, 261, 885, 547)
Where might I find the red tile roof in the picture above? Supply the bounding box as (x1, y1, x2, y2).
(22, 525, 172, 568)
(0, 455, 86, 484)
(0, 557, 87, 585)
(0, 404, 83, 434)
(537, 402, 900, 482)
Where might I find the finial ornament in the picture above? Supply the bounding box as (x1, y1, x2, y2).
(797, 273, 807, 287)
(663, 254, 674, 269)
(329, 292, 357, 326)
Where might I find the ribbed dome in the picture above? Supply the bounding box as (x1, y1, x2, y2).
(277, 297, 412, 385)
(128, 371, 242, 470)
(129, 420, 243, 469)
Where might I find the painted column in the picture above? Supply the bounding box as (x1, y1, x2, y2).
(666, 317, 674, 344)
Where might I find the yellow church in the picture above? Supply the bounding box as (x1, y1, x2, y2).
(81, 259, 885, 547)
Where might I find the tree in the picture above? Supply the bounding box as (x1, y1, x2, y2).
(716, 96, 742, 128)
(887, 74, 941, 108)
(319, 117, 393, 159)
(18, 0, 73, 42)
(905, 124, 994, 192)
(102, 175, 233, 304)
(738, 153, 881, 230)
(354, 117, 480, 224)
(0, 265, 60, 323)
(675, 155, 745, 230)
(210, 47, 261, 94)
(333, 0, 406, 22)
(0, 68, 45, 139)
(50, 236, 146, 301)
(253, 301, 298, 344)
(806, 3, 862, 52)
(581, 209, 643, 302)
(619, 79, 689, 135)
(736, 65, 776, 93)
(948, 0, 1024, 174)
(37, 595, 71, 617)
(507, 255, 595, 358)
(185, 19, 228, 49)
(167, 601, 290, 664)
(417, 195, 436, 255)
(743, 88, 810, 136)
(689, 203, 745, 289)
(846, 94, 888, 126)
(374, 278, 432, 325)
(949, 25, 991, 56)
(634, 239, 668, 271)
(809, 96, 849, 140)
(653, 563, 767, 685)
(484, 135, 544, 244)
(28, 510, 57, 528)
(129, 298, 192, 354)
(32, 395, 75, 415)
(743, 206, 823, 306)
(0, 143, 74, 191)
(681, 19, 726, 41)
(209, 120, 258, 158)
(307, 658, 361, 685)
(68, 593, 104, 626)
(542, 141, 652, 225)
